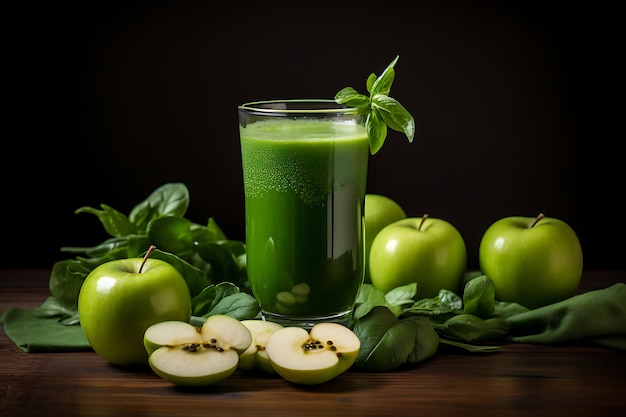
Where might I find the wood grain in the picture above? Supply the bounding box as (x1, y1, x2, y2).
(1, 269, 625, 417)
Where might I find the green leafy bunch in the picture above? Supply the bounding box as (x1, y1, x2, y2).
(35, 182, 258, 326)
(335, 55, 415, 154)
(348, 272, 527, 372)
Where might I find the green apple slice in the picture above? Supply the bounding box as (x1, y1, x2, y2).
(144, 320, 202, 356)
(144, 314, 252, 386)
(265, 322, 361, 385)
(238, 320, 284, 374)
(149, 344, 241, 386)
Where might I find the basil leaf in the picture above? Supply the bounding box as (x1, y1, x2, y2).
(370, 55, 398, 96)
(366, 109, 387, 154)
(335, 55, 414, 154)
(371, 94, 415, 141)
(334, 87, 370, 108)
(366, 73, 377, 93)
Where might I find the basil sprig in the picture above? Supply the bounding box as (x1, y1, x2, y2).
(334, 55, 415, 154)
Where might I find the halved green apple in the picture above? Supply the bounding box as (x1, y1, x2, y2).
(264, 322, 360, 385)
(238, 320, 284, 374)
(143, 315, 252, 386)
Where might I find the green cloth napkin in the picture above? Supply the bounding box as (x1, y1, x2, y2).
(0, 308, 91, 352)
(505, 283, 626, 350)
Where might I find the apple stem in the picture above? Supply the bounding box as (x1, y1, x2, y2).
(419, 214, 429, 231)
(138, 245, 157, 273)
(531, 213, 545, 228)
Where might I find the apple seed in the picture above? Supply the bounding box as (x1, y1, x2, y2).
(302, 338, 341, 356)
(182, 340, 225, 353)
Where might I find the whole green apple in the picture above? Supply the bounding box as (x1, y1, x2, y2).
(364, 194, 407, 283)
(478, 213, 583, 309)
(78, 246, 192, 366)
(369, 215, 467, 299)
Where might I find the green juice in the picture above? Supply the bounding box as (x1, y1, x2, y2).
(240, 118, 369, 325)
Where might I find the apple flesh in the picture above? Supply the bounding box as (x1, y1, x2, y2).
(144, 315, 252, 386)
(265, 322, 360, 385)
(479, 213, 583, 309)
(238, 320, 284, 374)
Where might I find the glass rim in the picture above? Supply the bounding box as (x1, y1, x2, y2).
(238, 99, 360, 115)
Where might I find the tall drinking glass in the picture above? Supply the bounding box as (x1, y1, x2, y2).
(238, 99, 369, 328)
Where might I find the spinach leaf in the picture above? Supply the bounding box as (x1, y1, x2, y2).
(200, 294, 259, 320)
(33, 296, 80, 325)
(437, 314, 509, 343)
(384, 283, 418, 312)
(402, 289, 463, 317)
(149, 249, 210, 297)
(404, 316, 440, 364)
(35, 182, 253, 326)
(129, 182, 189, 232)
(462, 274, 496, 317)
(146, 216, 199, 257)
(438, 338, 501, 353)
(351, 283, 409, 323)
(47, 260, 86, 308)
(74, 204, 137, 237)
(352, 306, 439, 371)
(192, 282, 241, 315)
(197, 240, 248, 289)
(191, 282, 259, 319)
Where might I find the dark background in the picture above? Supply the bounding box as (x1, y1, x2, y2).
(3, 1, 623, 271)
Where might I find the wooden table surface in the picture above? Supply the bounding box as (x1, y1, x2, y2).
(1, 268, 625, 417)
